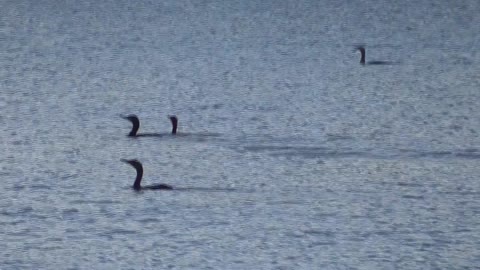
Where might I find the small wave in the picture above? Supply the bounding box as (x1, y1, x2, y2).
(326, 134, 354, 141)
(1, 207, 33, 217)
(108, 229, 138, 235)
(455, 152, 480, 159)
(402, 195, 425, 200)
(62, 208, 79, 215)
(396, 182, 424, 187)
(403, 149, 480, 160)
(240, 144, 480, 161)
(0, 220, 25, 226)
(243, 145, 328, 152)
(411, 151, 453, 158)
(438, 191, 479, 196)
(70, 199, 121, 205)
(173, 187, 239, 193)
(137, 217, 161, 223)
(30, 184, 52, 190)
(242, 144, 378, 159)
(124, 186, 244, 193)
(303, 229, 336, 237)
(134, 132, 223, 140)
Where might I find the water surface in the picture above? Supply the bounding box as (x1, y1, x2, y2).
(1, 0, 479, 269)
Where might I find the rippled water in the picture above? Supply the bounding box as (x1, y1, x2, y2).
(1, 0, 479, 269)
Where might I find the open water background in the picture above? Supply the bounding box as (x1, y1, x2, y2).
(1, 0, 479, 269)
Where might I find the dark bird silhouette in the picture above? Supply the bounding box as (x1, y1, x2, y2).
(121, 114, 178, 137)
(169, 115, 178, 134)
(121, 159, 173, 190)
(356, 46, 394, 65)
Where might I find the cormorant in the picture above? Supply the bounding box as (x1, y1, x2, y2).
(356, 46, 393, 65)
(121, 159, 173, 190)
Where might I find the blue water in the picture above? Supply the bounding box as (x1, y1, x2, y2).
(1, 0, 479, 269)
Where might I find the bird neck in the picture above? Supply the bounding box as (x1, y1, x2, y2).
(129, 119, 140, 136)
(133, 167, 143, 189)
(359, 49, 366, 65)
(171, 120, 177, 134)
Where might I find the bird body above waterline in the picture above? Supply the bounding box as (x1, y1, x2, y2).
(121, 159, 173, 191)
(356, 46, 394, 65)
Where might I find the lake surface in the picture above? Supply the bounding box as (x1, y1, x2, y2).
(1, 0, 479, 269)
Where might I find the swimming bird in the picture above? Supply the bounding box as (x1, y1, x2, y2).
(121, 114, 178, 137)
(356, 46, 393, 65)
(121, 159, 173, 190)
